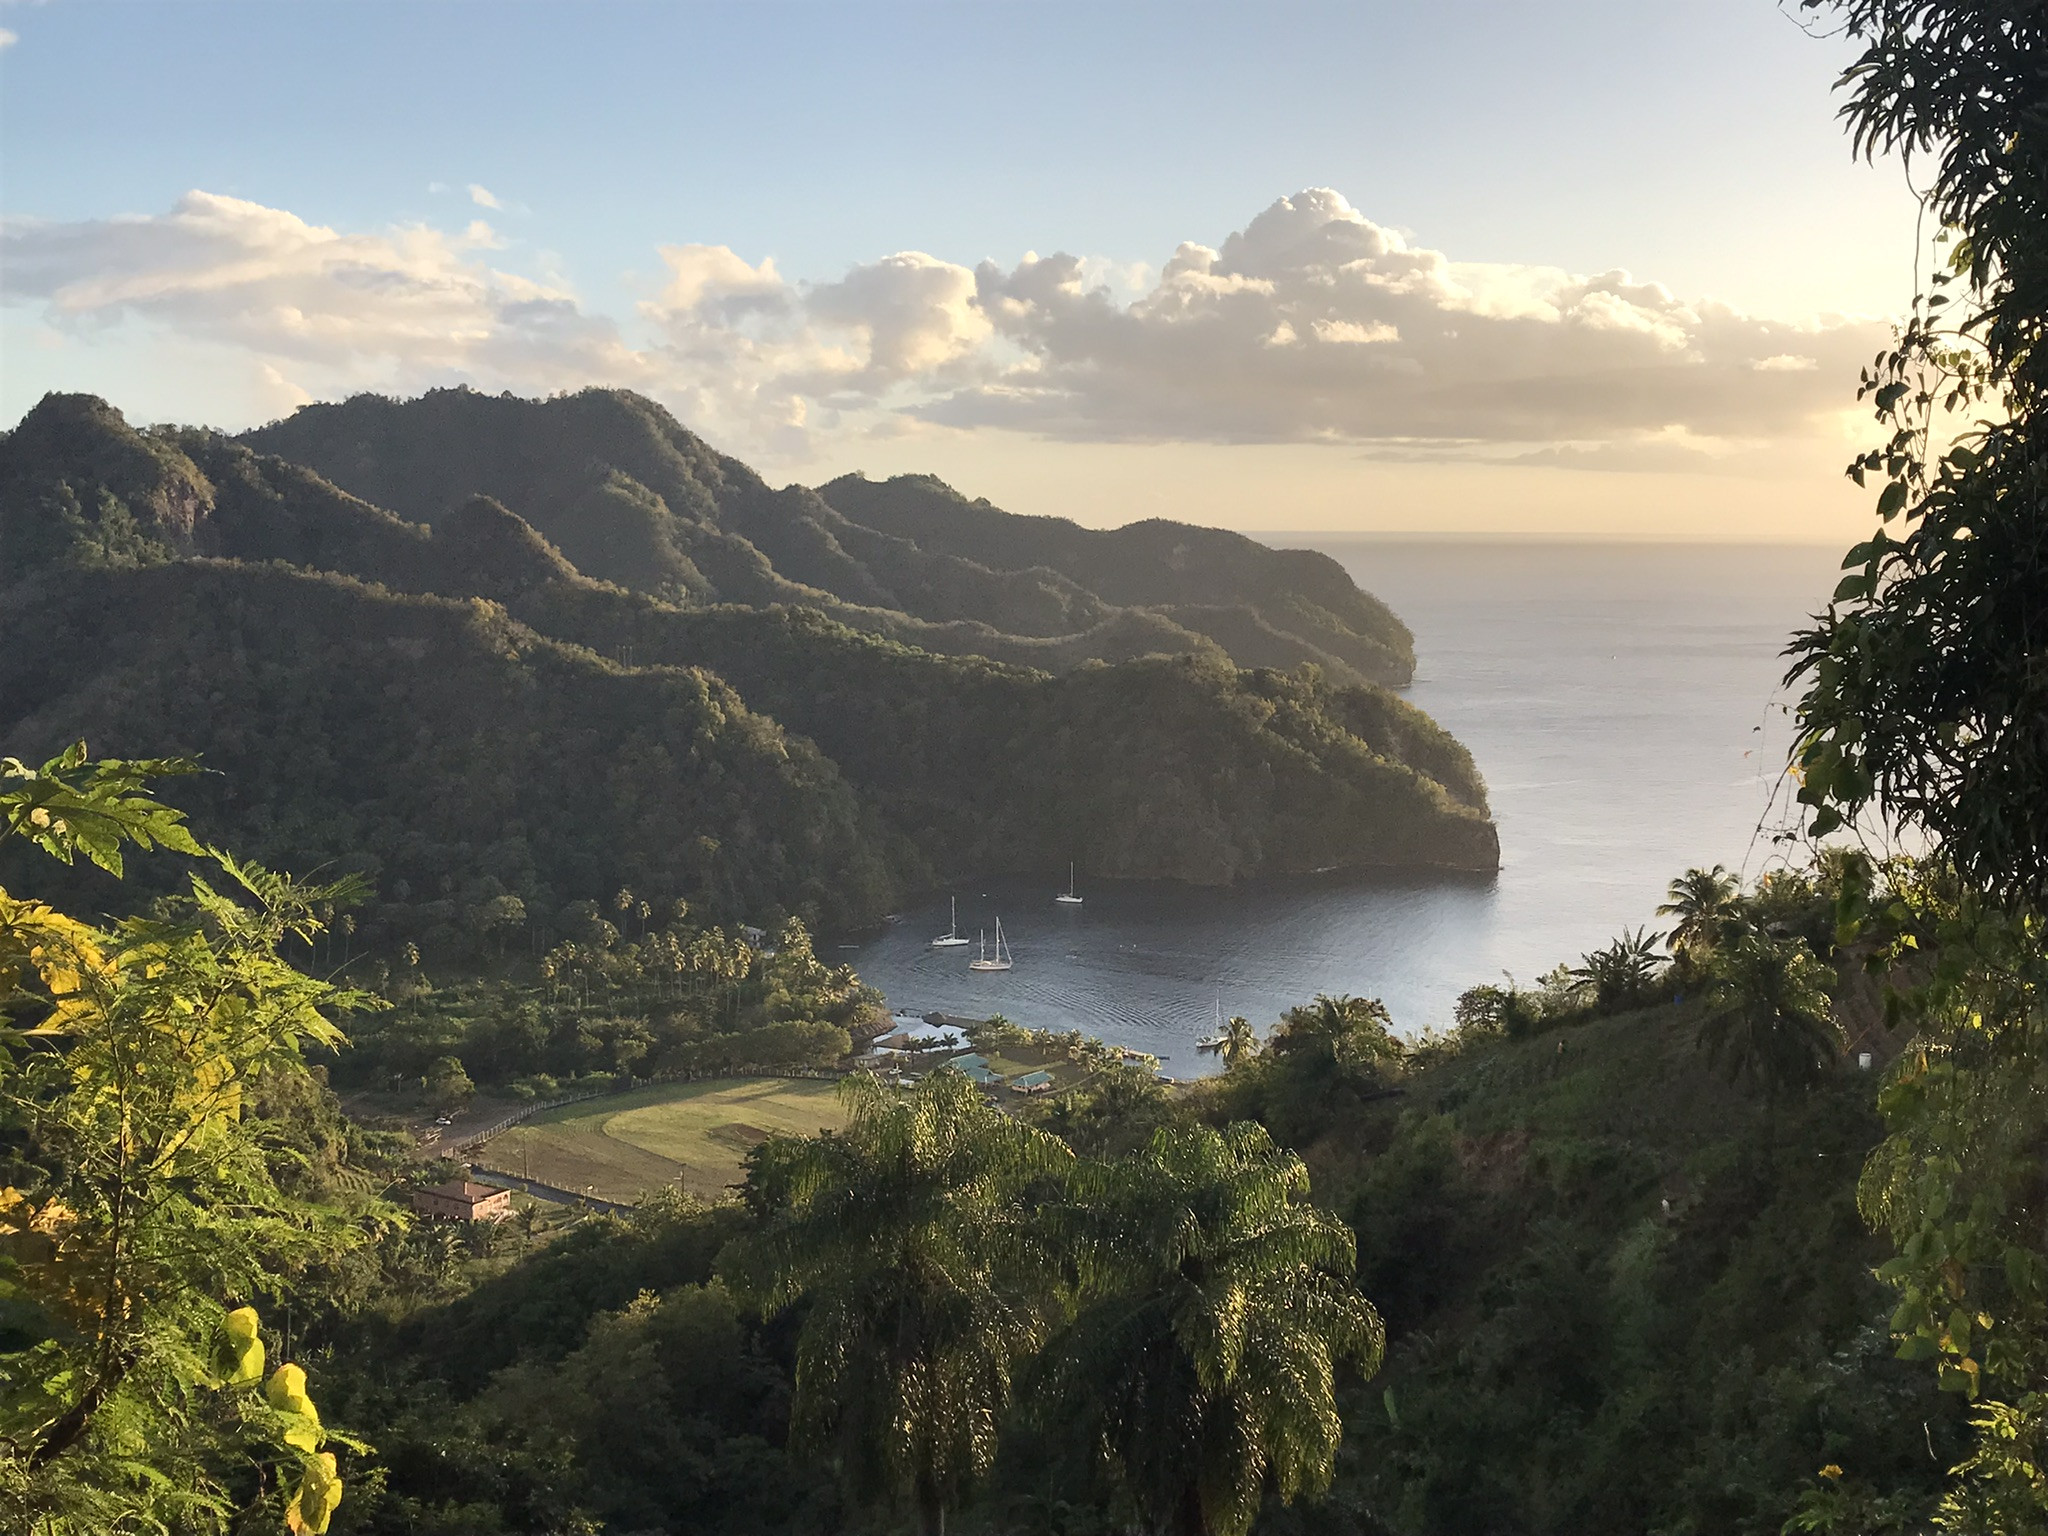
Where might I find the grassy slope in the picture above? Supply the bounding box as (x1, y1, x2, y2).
(483, 1078, 846, 1202)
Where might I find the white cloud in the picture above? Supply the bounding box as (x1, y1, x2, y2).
(934, 190, 1885, 449)
(1, 191, 645, 406)
(1, 186, 1889, 466)
(467, 184, 503, 210)
(633, 242, 991, 451)
(1312, 318, 1399, 345)
(0, 28, 18, 48)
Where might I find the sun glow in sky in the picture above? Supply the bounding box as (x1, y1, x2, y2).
(0, 0, 1922, 539)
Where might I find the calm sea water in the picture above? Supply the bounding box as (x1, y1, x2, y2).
(844, 540, 1847, 1075)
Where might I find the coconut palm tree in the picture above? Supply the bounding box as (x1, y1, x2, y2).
(1697, 931, 1840, 1100)
(1270, 994, 1402, 1072)
(1038, 1122, 1384, 1536)
(1657, 865, 1745, 967)
(719, 1072, 1072, 1535)
(1220, 1015, 1259, 1068)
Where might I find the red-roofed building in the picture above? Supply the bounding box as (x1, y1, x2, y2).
(411, 1179, 513, 1222)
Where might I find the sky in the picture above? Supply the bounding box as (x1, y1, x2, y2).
(0, 0, 1924, 539)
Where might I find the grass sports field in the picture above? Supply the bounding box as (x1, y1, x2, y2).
(480, 1077, 846, 1204)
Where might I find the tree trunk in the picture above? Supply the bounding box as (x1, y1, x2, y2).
(29, 1350, 135, 1469)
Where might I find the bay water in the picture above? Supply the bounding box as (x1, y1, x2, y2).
(845, 539, 1847, 1074)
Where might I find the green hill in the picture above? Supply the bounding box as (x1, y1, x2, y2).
(0, 392, 1495, 944)
(1187, 995, 1963, 1536)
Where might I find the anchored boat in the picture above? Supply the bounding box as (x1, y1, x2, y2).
(968, 917, 1015, 972)
(930, 896, 971, 949)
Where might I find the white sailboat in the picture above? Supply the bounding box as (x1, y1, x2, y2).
(1055, 862, 1084, 905)
(1197, 992, 1227, 1052)
(969, 917, 1015, 972)
(930, 896, 970, 948)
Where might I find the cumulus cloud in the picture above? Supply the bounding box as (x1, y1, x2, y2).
(467, 183, 503, 210)
(633, 241, 989, 450)
(2, 185, 1886, 464)
(0, 28, 18, 49)
(935, 188, 1884, 450)
(1, 191, 645, 406)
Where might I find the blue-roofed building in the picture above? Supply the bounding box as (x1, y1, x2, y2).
(945, 1053, 1004, 1085)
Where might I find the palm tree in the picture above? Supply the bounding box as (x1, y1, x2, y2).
(1657, 865, 1745, 967)
(1697, 931, 1840, 1100)
(1569, 927, 1665, 1012)
(1220, 1015, 1259, 1069)
(1039, 1122, 1384, 1536)
(1270, 994, 1402, 1072)
(720, 1072, 1072, 1535)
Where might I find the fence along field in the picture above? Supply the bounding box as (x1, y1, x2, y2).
(478, 1076, 848, 1204)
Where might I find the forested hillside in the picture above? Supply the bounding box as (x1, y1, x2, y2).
(0, 393, 1495, 946)
(242, 386, 1417, 687)
(818, 470, 1416, 688)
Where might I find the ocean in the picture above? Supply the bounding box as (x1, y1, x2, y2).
(842, 539, 1849, 1074)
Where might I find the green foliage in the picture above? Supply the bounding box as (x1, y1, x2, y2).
(1570, 926, 1667, 1013)
(1787, 1, 2048, 904)
(523, 591, 1495, 882)
(1449, 978, 1538, 1042)
(0, 751, 382, 1533)
(1040, 1123, 1383, 1536)
(1, 557, 901, 939)
(1778, 10, 2048, 1523)
(422, 1055, 475, 1111)
(1269, 995, 1403, 1073)
(1217, 995, 1407, 1145)
(1843, 870, 2048, 1530)
(1659, 865, 1745, 968)
(469, 1281, 835, 1536)
(0, 743, 204, 876)
(0, 394, 211, 576)
(1227, 1000, 1961, 1536)
(1697, 934, 1841, 1100)
(340, 910, 875, 1093)
(816, 469, 1417, 687)
(1034, 1059, 1177, 1159)
(722, 1073, 1073, 1532)
(1219, 1014, 1259, 1068)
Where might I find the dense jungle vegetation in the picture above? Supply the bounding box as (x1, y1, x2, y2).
(0, 749, 1974, 1536)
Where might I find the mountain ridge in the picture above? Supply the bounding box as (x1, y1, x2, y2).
(241, 386, 1417, 688)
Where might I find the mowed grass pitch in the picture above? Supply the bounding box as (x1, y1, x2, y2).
(481, 1078, 846, 1204)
